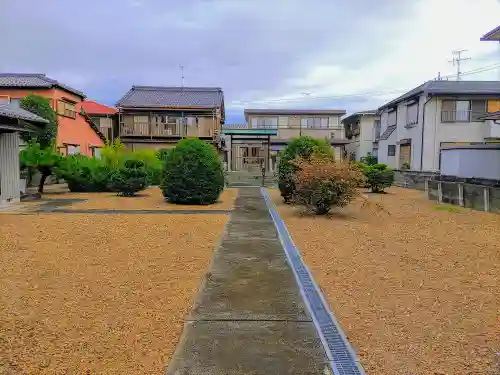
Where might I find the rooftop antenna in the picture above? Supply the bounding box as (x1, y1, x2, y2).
(449, 49, 471, 81)
(180, 65, 185, 88)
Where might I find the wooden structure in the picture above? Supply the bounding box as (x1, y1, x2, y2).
(116, 86, 225, 151)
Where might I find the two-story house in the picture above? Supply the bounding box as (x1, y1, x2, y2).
(377, 81, 500, 171)
(341, 110, 380, 161)
(0, 73, 106, 155)
(115, 86, 225, 151)
(222, 109, 347, 172)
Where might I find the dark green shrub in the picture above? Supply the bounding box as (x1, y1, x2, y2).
(360, 152, 378, 165)
(127, 150, 163, 185)
(20, 142, 62, 193)
(162, 138, 224, 205)
(55, 155, 113, 192)
(156, 148, 172, 162)
(364, 163, 394, 193)
(20, 94, 58, 148)
(278, 136, 333, 203)
(109, 159, 148, 196)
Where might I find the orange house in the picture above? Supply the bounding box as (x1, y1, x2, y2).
(0, 73, 105, 155)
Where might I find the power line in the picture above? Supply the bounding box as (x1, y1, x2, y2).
(449, 49, 471, 81)
(439, 62, 500, 80)
(235, 88, 409, 105)
(235, 61, 500, 106)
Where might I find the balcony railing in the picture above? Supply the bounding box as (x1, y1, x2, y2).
(441, 110, 488, 123)
(120, 122, 184, 137)
(441, 110, 471, 122)
(253, 124, 344, 130)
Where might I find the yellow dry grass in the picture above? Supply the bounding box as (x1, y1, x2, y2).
(271, 187, 499, 375)
(51, 187, 237, 211)
(0, 212, 227, 375)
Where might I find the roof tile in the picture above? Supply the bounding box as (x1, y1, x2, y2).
(79, 101, 117, 115)
(0, 103, 49, 123)
(117, 86, 224, 108)
(0, 73, 85, 98)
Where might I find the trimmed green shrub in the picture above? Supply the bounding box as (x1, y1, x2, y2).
(364, 163, 394, 193)
(109, 159, 148, 196)
(360, 152, 378, 165)
(162, 138, 224, 205)
(55, 155, 113, 192)
(20, 142, 62, 193)
(127, 149, 163, 185)
(278, 136, 333, 203)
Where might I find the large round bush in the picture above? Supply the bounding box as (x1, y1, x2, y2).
(278, 136, 333, 203)
(162, 138, 224, 205)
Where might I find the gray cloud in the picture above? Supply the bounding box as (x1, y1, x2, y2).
(2, 0, 414, 120)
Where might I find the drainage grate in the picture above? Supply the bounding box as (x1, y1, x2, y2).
(261, 188, 365, 375)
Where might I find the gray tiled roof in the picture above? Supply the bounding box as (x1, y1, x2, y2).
(0, 73, 85, 98)
(116, 86, 224, 108)
(379, 125, 396, 140)
(0, 103, 49, 123)
(379, 81, 500, 111)
(244, 109, 346, 118)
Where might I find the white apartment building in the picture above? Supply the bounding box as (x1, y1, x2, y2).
(342, 111, 380, 161)
(377, 81, 500, 171)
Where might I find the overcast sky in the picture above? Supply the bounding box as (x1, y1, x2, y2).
(2, 0, 499, 122)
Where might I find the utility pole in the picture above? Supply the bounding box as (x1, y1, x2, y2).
(449, 49, 471, 81)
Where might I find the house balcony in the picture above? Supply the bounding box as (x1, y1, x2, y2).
(120, 122, 184, 137)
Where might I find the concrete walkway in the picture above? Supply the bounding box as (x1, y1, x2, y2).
(165, 187, 331, 375)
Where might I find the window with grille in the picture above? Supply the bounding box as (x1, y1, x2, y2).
(300, 117, 330, 129)
(67, 145, 80, 155)
(388, 145, 396, 156)
(406, 102, 418, 125)
(388, 109, 397, 126)
(253, 117, 277, 128)
(57, 100, 77, 119)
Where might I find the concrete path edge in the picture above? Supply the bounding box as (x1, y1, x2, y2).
(261, 187, 366, 375)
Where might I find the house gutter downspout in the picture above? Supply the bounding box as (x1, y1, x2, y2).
(420, 95, 433, 171)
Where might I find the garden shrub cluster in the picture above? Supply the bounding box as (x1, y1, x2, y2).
(53, 140, 162, 196)
(161, 138, 224, 205)
(277, 136, 395, 215)
(291, 154, 365, 215)
(277, 136, 333, 203)
(277, 136, 365, 215)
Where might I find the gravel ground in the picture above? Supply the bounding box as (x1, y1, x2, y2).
(271, 187, 499, 375)
(45, 187, 238, 211)
(0, 212, 228, 375)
